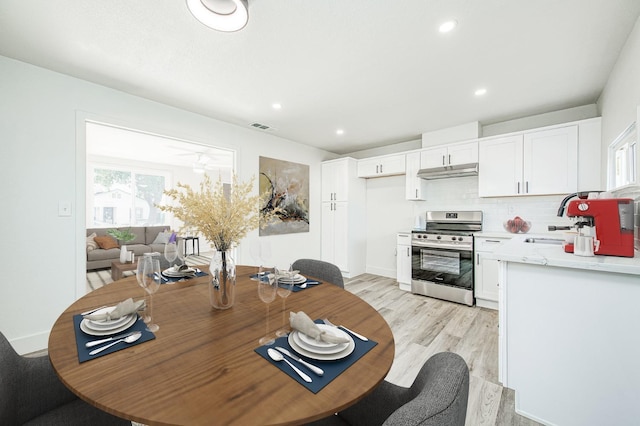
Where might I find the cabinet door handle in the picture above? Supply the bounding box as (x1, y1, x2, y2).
(415, 189, 418, 198)
(442, 155, 445, 166)
(517, 182, 521, 194)
(376, 165, 379, 173)
(448, 154, 451, 165)
(380, 164, 383, 173)
(476, 253, 480, 265)
(525, 181, 529, 193)
(407, 247, 410, 256)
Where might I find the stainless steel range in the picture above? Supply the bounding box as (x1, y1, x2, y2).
(411, 211, 483, 306)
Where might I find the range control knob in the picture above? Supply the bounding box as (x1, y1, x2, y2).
(458, 237, 464, 241)
(436, 235, 442, 240)
(451, 236, 456, 241)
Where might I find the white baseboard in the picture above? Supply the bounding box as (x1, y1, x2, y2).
(12, 331, 49, 355)
(366, 265, 395, 279)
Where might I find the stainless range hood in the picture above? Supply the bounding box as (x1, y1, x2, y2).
(417, 162, 478, 180)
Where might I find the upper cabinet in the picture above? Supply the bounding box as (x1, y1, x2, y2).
(405, 151, 427, 200)
(478, 125, 578, 197)
(357, 153, 406, 178)
(322, 157, 360, 202)
(420, 140, 478, 169)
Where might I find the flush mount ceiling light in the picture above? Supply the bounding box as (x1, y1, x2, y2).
(186, 0, 249, 32)
(474, 88, 488, 96)
(439, 19, 457, 33)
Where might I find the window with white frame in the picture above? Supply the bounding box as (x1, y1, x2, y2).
(608, 122, 637, 190)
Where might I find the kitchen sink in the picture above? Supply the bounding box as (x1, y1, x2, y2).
(523, 237, 564, 245)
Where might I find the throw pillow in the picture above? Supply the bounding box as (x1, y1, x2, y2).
(152, 230, 171, 245)
(94, 235, 119, 250)
(86, 232, 98, 252)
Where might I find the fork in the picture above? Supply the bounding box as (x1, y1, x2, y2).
(322, 318, 368, 341)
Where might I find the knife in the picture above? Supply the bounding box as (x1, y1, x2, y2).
(85, 331, 141, 348)
(275, 346, 324, 376)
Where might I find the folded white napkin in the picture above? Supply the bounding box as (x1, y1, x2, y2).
(289, 311, 350, 344)
(83, 298, 145, 321)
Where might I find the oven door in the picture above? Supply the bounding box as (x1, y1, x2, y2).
(411, 245, 473, 289)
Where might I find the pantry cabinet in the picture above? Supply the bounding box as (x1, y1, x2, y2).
(405, 151, 427, 200)
(474, 236, 510, 309)
(420, 140, 478, 169)
(357, 153, 406, 178)
(321, 158, 366, 278)
(396, 232, 412, 291)
(478, 125, 578, 197)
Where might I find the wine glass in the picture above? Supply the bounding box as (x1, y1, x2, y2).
(176, 241, 186, 266)
(142, 258, 161, 332)
(257, 273, 278, 345)
(135, 256, 151, 323)
(164, 242, 178, 266)
(275, 266, 296, 337)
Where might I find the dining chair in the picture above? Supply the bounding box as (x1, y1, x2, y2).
(307, 352, 469, 426)
(291, 259, 344, 289)
(0, 332, 130, 425)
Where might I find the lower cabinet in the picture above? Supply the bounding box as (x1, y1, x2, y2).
(396, 233, 412, 291)
(474, 236, 510, 309)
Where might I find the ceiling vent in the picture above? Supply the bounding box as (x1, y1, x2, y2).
(250, 122, 271, 130)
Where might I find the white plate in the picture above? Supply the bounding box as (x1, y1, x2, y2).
(296, 324, 348, 349)
(278, 274, 306, 284)
(292, 331, 350, 355)
(85, 314, 135, 331)
(163, 268, 195, 277)
(288, 332, 355, 361)
(80, 315, 137, 336)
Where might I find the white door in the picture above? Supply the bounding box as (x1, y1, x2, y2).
(420, 146, 449, 169)
(332, 202, 349, 272)
(448, 141, 478, 166)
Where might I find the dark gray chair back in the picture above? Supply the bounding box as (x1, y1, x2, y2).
(0, 332, 129, 425)
(291, 259, 344, 288)
(308, 352, 469, 426)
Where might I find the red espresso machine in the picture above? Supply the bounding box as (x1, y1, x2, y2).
(565, 198, 635, 257)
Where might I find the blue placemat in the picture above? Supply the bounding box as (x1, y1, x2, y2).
(73, 314, 155, 363)
(249, 274, 322, 292)
(160, 270, 208, 284)
(254, 321, 377, 393)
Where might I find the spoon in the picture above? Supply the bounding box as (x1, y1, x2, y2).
(297, 281, 320, 289)
(267, 348, 312, 383)
(89, 331, 142, 355)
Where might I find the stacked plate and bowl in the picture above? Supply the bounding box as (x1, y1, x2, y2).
(288, 324, 355, 361)
(80, 307, 137, 336)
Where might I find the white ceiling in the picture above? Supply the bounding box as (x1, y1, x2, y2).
(1, 0, 639, 154)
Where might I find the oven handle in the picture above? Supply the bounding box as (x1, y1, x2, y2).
(411, 243, 473, 252)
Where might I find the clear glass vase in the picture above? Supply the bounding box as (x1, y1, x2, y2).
(209, 250, 236, 309)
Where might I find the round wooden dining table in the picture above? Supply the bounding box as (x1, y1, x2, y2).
(48, 265, 395, 425)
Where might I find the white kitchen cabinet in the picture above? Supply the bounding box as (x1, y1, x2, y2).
(396, 232, 412, 291)
(478, 125, 578, 197)
(321, 158, 366, 278)
(357, 153, 406, 178)
(405, 151, 427, 200)
(474, 236, 510, 309)
(420, 140, 478, 169)
(322, 158, 356, 202)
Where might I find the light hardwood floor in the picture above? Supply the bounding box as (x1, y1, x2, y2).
(84, 263, 541, 426)
(345, 273, 542, 426)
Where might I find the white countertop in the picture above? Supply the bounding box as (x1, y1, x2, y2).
(487, 234, 640, 276)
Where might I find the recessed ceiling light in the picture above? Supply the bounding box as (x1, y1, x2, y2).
(474, 88, 487, 96)
(439, 20, 457, 33)
(186, 0, 249, 32)
(272, 103, 282, 110)
(336, 129, 344, 136)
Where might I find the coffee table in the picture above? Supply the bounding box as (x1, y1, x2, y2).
(110, 260, 137, 281)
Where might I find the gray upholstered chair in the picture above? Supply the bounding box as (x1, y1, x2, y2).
(291, 258, 345, 289)
(308, 352, 469, 426)
(0, 332, 129, 425)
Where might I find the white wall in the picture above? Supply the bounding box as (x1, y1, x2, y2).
(0, 55, 331, 354)
(598, 14, 640, 186)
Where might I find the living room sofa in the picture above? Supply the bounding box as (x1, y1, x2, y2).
(86, 226, 175, 271)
